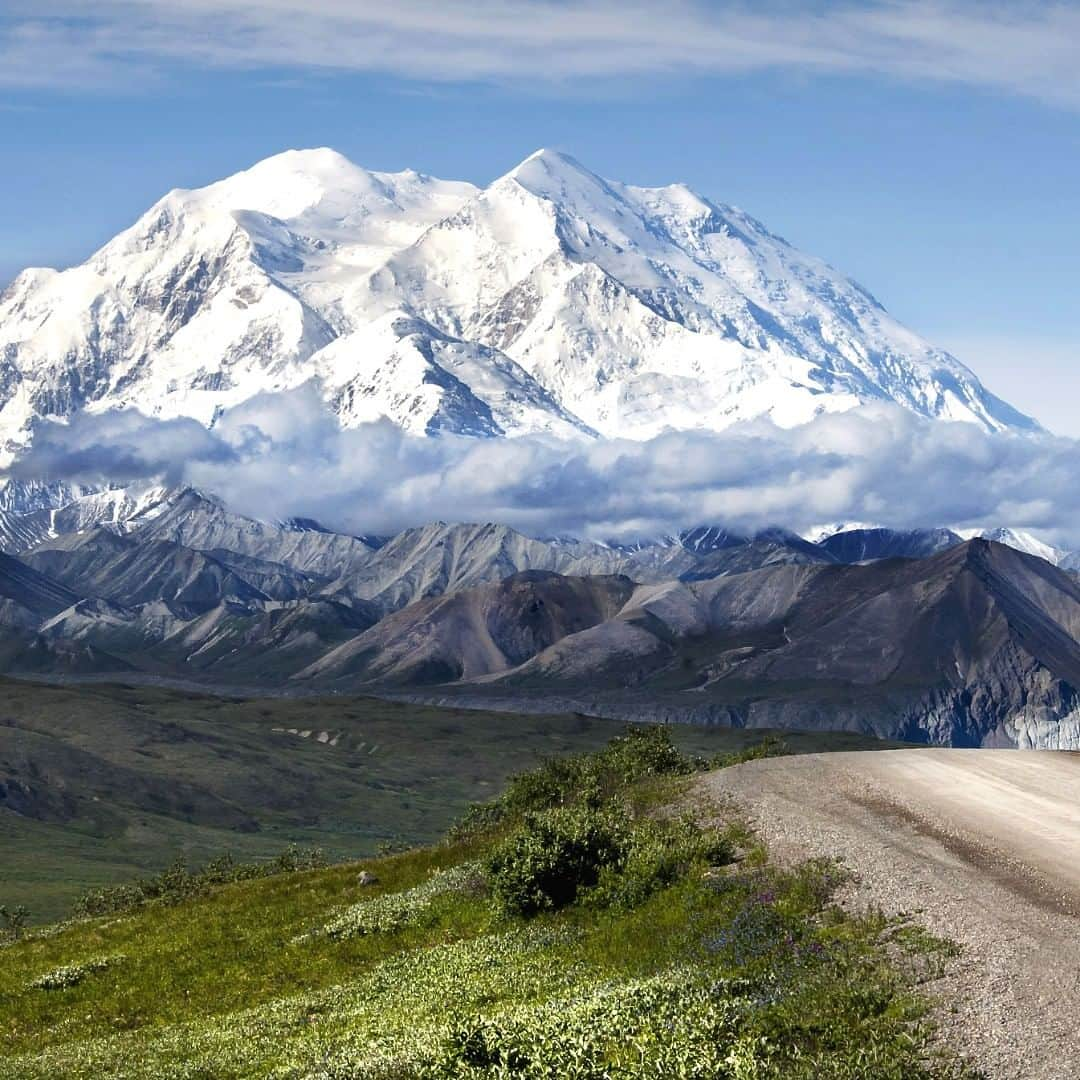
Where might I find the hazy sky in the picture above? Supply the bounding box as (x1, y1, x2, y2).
(1, 1, 1077, 433)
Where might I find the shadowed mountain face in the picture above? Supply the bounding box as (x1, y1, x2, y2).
(819, 527, 962, 563)
(0, 552, 132, 674)
(145, 597, 379, 680)
(300, 541, 1080, 748)
(0, 551, 79, 620)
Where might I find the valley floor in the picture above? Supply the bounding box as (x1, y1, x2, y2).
(699, 750, 1080, 1080)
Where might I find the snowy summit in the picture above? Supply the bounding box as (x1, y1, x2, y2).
(0, 147, 1037, 461)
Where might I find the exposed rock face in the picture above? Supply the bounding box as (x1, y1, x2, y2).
(0, 550, 80, 619)
(319, 541, 1080, 749)
(0, 488, 845, 684)
(0, 479, 1077, 748)
(25, 531, 261, 611)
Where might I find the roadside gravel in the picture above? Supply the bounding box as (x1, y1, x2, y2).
(696, 749, 1080, 1080)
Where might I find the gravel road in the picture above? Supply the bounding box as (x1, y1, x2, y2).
(697, 749, 1080, 1080)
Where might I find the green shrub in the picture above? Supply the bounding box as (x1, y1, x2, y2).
(709, 733, 789, 770)
(600, 724, 699, 783)
(589, 816, 734, 911)
(0, 903, 30, 942)
(451, 725, 701, 841)
(485, 806, 629, 917)
(477, 730, 743, 919)
(72, 845, 326, 918)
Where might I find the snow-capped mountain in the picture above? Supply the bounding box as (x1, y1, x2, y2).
(0, 483, 171, 553)
(956, 527, 1068, 566)
(0, 147, 1036, 462)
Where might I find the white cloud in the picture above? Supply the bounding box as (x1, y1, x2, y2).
(2, 2, 1080, 107)
(9, 390, 1080, 548)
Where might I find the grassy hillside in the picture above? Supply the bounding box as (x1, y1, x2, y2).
(0, 677, 905, 921)
(0, 728, 973, 1079)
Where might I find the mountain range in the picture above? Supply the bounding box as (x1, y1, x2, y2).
(0, 483, 1077, 749)
(1, 146, 1074, 750)
(330, 541, 1080, 751)
(0, 147, 1036, 465)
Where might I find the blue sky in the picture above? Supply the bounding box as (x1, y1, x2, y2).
(2, 2, 1078, 432)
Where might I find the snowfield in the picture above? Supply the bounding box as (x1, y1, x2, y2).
(0, 147, 1037, 464)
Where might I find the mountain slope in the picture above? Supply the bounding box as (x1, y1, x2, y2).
(0, 485, 171, 554)
(298, 570, 637, 685)
(0, 147, 1036, 460)
(22, 529, 273, 613)
(320, 521, 631, 613)
(0, 551, 80, 619)
(313, 540, 1080, 748)
(0, 552, 131, 673)
(125, 489, 381, 581)
(819, 527, 963, 563)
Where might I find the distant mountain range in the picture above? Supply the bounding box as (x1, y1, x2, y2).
(0, 483, 1077, 749)
(0, 147, 1036, 463)
(332, 541, 1080, 752)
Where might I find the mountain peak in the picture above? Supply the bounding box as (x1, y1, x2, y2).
(232, 146, 364, 180)
(0, 147, 1041, 461)
(195, 146, 388, 219)
(258, 146, 354, 169)
(512, 147, 588, 171)
(501, 147, 609, 199)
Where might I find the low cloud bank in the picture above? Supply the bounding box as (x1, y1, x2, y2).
(7, 387, 1080, 545)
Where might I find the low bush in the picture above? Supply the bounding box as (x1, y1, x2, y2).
(485, 806, 629, 917)
(0, 904, 30, 943)
(589, 814, 734, 912)
(709, 733, 790, 770)
(28, 955, 126, 991)
(451, 725, 790, 845)
(451, 725, 701, 841)
(476, 726, 747, 921)
(72, 845, 326, 918)
(305, 862, 484, 941)
(485, 805, 736, 919)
